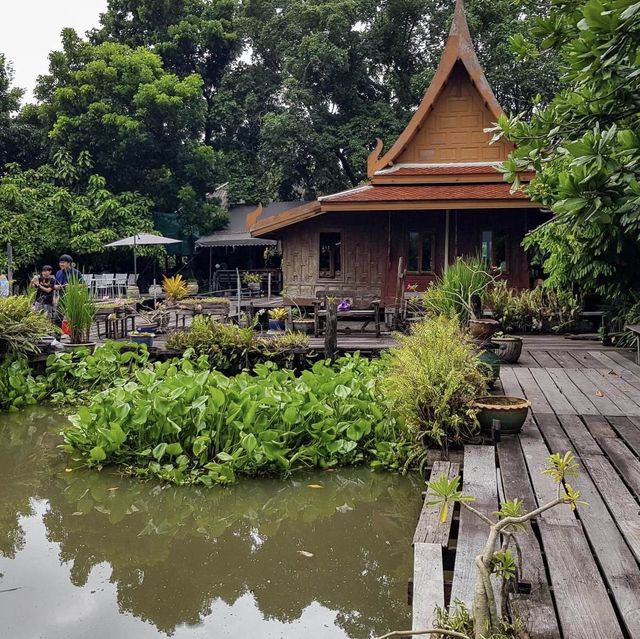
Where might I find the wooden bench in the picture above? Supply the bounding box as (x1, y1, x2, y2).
(626, 324, 640, 365)
(313, 291, 381, 338)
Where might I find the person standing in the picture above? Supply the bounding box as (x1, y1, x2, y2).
(55, 254, 83, 291)
(31, 265, 57, 322)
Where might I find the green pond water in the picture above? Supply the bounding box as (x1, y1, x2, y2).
(0, 408, 421, 639)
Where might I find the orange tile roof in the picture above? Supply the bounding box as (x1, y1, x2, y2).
(322, 183, 528, 203)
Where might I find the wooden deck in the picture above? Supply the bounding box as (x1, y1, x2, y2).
(411, 347, 640, 639)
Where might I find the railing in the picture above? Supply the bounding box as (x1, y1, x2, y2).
(210, 269, 282, 299)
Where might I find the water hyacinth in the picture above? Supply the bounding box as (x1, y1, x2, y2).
(63, 353, 413, 485)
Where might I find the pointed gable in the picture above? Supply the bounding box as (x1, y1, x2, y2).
(368, 0, 513, 177)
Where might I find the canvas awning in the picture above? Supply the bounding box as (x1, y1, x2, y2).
(195, 232, 276, 248)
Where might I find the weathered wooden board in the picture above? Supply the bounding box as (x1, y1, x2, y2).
(530, 350, 559, 368)
(582, 369, 640, 416)
(555, 413, 602, 455)
(587, 351, 640, 391)
(595, 436, 640, 499)
(548, 350, 584, 369)
(568, 350, 609, 369)
(560, 368, 623, 416)
(509, 590, 561, 639)
(412, 542, 444, 634)
(607, 416, 640, 457)
(518, 418, 575, 524)
(499, 367, 524, 398)
(513, 368, 554, 414)
(581, 453, 640, 566)
(529, 368, 577, 415)
(413, 461, 460, 546)
(546, 368, 600, 415)
(539, 520, 625, 639)
(450, 446, 498, 609)
(582, 413, 618, 439)
(517, 350, 540, 368)
(604, 350, 640, 374)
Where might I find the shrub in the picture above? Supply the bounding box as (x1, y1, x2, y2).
(162, 274, 188, 301)
(166, 316, 312, 373)
(484, 282, 579, 333)
(381, 315, 487, 449)
(62, 354, 412, 485)
(0, 295, 56, 356)
(59, 283, 96, 344)
(421, 256, 496, 322)
(0, 357, 44, 410)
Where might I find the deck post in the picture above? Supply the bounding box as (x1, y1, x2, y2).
(324, 298, 338, 360)
(268, 272, 272, 300)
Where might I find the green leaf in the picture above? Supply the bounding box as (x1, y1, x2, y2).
(90, 446, 106, 462)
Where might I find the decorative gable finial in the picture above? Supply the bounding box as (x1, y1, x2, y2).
(449, 0, 475, 58)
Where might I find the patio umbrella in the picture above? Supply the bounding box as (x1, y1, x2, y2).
(105, 233, 182, 279)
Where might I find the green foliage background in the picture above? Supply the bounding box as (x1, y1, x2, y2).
(0, 0, 560, 271)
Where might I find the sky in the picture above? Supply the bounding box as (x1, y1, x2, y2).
(1, 0, 108, 102)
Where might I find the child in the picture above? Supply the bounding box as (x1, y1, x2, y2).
(0, 274, 8, 298)
(31, 265, 57, 322)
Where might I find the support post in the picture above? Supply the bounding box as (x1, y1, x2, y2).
(324, 297, 338, 360)
(236, 268, 241, 320)
(268, 272, 272, 301)
(444, 209, 450, 273)
(393, 257, 405, 330)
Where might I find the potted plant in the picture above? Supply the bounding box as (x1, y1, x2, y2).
(162, 274, 188, 304)
(128, 330, 155, 348)
(493, 333, 523, 364)
(290, 307, 314, 334)
(268, 307, 288, 331)
(242, 272, 262, 292)
(186, 279, 199, 295)
(473, 396, 531, 435)
(59, 282, 97, 352)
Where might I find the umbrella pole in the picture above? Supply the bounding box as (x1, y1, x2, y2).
(133, 236, 137, 282)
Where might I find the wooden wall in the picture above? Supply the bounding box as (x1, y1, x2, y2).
(396, 63, 513, 165)
(280, 209, 548, 303)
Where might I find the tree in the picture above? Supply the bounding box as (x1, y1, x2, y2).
(498, 0, 640, 300)
(36, 29, 226, 236)
(0, 150, 154, 271)
(0, 54, 28, 171)
(226, 0, 561, 201)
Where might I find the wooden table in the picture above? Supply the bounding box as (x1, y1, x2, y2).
(626, 324, 640, 364)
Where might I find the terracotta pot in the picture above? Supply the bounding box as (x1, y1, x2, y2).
(473, 396, 531, 434)
(468, 319, 500, 340)
(494, 336, 523, 364)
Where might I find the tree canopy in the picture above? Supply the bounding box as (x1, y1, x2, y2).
(499, 0, 640, 300)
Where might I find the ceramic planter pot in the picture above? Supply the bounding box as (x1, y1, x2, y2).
(292, 319, 314, 334)
(129, 334, 154, 348)
(494, 336, 523, 364)
(474, 396, 531, 435)
(187, 282, 199, 295)
(268, 319, 285, 331)
(478, 347, 501, 384)
(247, 282, 260, 292)
(468, 319, 500, 341)
(136, 323, 159, 334)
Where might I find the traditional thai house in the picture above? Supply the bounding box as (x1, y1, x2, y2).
(249, 0, 548, 304)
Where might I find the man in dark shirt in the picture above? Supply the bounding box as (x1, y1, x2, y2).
(31, 265, 57, 322)
(55, 254, 83, 290)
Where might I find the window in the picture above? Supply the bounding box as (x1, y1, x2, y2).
(481, 230, 508, 272)
(319, 232, 342, 278)
(407, 231, 434, 273)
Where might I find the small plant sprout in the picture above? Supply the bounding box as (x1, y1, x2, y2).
(376, 451, 587, 639)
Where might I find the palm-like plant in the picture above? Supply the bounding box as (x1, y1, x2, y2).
(59, 282, 96, 344)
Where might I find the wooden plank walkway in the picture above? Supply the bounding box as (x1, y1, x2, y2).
(410, 343, 640, 639)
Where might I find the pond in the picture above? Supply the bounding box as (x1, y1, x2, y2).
(0, 408, 421, 639)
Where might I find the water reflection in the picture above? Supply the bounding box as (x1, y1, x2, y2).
(0, 408, 420, 638)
